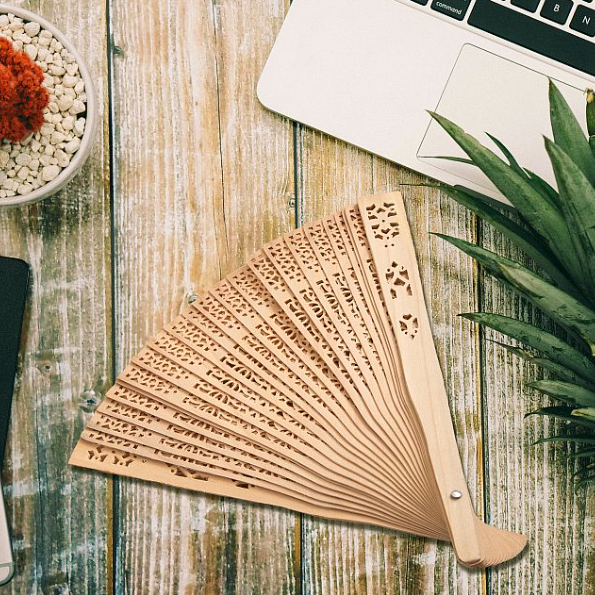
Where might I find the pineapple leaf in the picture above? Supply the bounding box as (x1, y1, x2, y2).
(549, 80, 595, 185)
(421, 155, 475, 165)
(528, 379, 595, 407)
(434, 233, 512, 279)
(435, 186, 579, 297)
(486, 133, 528, 179)
(524, 168, 563, 211)
(428, 111, 579, 278)
(525, 406, 595, 429)
(572, 464, 594, 479)
(491, 340, 595, 388)
(574, 474, 595, 491)
(567, 447, 595, 459)
(441, 235, 595, 347)
(544, 137, 595, 297)
(586, 88, 595, 138)
(435, 231, 582, 305)
(497, 263, 595, 352)
(536, 435, 595, 445)
(460, 312, 595, 381)
(572, 407, 595, 421)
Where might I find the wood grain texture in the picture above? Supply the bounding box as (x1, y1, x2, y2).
(0, 0, 591, 591)
(296, 131, 485, 594)
(479, 221, 595, 595)
(0, 0, 111, 593)
(109, 0, 298, 593)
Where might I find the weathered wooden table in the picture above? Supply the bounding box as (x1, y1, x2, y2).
(0, 1, 593, 593)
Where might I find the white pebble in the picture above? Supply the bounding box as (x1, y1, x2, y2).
(17, 184, 33, 195)
(63, 75, 77, 88)
(24, 44, 37, 60)
(24, 21, 40, 37)
(15, 153, 31, 167)
(56, 150, 70, 167)
(37, 47, 49, 62)
(62, 116, 74, 131)
(64, 138, 80, 155)
(58, 96, 73, 112)
(71, 100, 86, 115)
(41, 165, 60, 182)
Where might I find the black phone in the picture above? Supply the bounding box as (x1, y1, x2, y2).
(0, 255, 28, 584)
(0, 257, 29, 464)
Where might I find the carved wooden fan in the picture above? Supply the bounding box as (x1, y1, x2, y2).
(70, 192, 527, 568)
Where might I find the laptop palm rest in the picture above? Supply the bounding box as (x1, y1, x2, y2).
(418, 44, 586, 195)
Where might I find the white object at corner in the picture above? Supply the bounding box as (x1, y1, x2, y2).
(0, 477, 14, 586)
(258, 0, 595, 205)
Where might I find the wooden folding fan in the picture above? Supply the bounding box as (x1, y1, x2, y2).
(70, 192, 527, 568)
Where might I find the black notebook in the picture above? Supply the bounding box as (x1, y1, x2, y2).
(0, 257, 29, 465)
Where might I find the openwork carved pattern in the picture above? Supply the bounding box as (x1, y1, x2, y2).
(364, 202, 401, 248)
(399, 314, 419, 339)
(85, 445, 136, 467)
(386, 262, 412, 299)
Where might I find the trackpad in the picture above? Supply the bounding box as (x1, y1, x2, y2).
(418, 44, 586, 193)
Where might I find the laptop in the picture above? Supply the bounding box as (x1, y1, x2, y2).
(257, 0, 595, 203)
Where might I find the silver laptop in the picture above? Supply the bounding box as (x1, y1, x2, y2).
(257, 0, 595, 204)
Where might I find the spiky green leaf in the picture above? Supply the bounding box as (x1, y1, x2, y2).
(492, 341, 594, 388)
(422, 155, 475, 165)
(586, 89, 595, 137)
(574, 474, 595, 490)
(486, 133, 528, 179)
(460, 312, 595, 381)
(549, 80, 595, 184)
(544, 138, 595, 299)
(567, 447, 595, 459)
(528, 380, 595, 407)
(536, 435, 595, 445)
(435, 186, 579, 297)
(524, 168, 563, 211)
(526, 406, 595, 429)
(428, 111, 579, 277)
(497, 263, 595, 352)
(572, 407, 595, 422)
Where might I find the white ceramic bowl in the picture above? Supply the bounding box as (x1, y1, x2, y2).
(0, 4, 97, 207)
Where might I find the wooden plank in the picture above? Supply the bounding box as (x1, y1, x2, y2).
(480, 223, 595, 594)
(109, 0, 299, 593)
(0, 0, 111, 592)
(297, 131, 485, 594)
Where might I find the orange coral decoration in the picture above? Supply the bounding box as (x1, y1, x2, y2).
(0, 35, 49, 143)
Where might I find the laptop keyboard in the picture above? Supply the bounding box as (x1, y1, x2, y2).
(411, 0, 595, 76)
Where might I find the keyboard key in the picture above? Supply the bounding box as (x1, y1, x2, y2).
(511, 0, 540, 12)
(409, 0, 429, 5)
(468, 0, 595, 76)
(541, 0, 573, 23)
(430, 0, 470, 19)
(570, 5, 595, 34)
